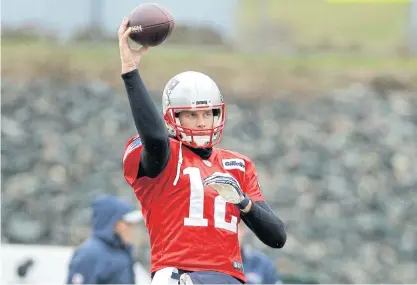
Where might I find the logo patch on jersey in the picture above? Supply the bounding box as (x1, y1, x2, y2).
(232, 260, 244, 272)
(222, 158, 245, 172)
(123, 137, 142, 162)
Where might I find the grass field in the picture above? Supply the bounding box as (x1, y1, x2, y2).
(2, 39, 416, 97)
(237, 0, 409, 53)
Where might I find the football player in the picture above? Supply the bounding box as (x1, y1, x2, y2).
(118, 18, 287, 285)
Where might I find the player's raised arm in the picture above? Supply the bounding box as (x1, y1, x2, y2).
(118, 18, 170, 178)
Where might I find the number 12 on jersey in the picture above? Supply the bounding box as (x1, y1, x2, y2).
(183, 167, 238, 233)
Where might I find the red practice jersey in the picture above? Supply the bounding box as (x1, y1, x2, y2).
(122, 136, 264, 282)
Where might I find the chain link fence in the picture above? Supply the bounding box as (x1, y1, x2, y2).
(2, 79, 416, 283)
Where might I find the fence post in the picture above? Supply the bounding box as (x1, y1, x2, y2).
(90, 0, 104, 41)
(409, 0, 417, 54)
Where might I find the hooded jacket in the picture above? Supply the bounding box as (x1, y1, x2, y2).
(242, 245, 281, 284)
(66, 195, 136, 284)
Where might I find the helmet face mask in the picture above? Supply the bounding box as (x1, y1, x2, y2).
(162, 71, 225, 148)
(164, 105, 225, 148)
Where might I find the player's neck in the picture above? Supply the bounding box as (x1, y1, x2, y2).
(185, 145, 212, 160)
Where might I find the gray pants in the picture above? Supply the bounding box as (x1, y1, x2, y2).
(152, 267, 244, 285)
(180, 271, 243, 284)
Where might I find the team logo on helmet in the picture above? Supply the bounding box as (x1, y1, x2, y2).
(165, 78, 179, 107)
(165, 78, 179, 96)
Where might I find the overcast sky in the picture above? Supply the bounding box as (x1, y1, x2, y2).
(2, 0, 238, 40)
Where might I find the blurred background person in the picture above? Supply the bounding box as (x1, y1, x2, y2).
(66, 194, 143, 284)
(239, 223, 282, 284)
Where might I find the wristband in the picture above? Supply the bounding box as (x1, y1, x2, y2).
(237, 194, 251, 211)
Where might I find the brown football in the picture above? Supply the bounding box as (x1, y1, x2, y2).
(127, 3, 175, 47)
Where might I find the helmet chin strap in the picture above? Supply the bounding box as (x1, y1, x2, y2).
(172, 136, 212, 186)
(173, 141, 183, 186)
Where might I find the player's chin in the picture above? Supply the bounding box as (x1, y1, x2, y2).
(188, 140, 211, 148)
(181, 133, 218, 148)
(192, 137, 214, 147)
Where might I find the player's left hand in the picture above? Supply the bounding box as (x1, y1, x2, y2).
(203, 172, 246, 204)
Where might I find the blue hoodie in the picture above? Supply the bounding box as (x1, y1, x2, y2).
(66, 195, 136, 284)
(242, 245, 281, 284)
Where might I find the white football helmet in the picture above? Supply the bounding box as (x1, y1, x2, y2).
(162, 71, 225, 148)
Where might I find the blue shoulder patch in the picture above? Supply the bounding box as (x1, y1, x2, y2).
(123, 137, 142, 161)
(130, 137, 142, 148)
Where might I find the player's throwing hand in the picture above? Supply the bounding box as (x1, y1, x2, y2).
(118, 17, 149, 74)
